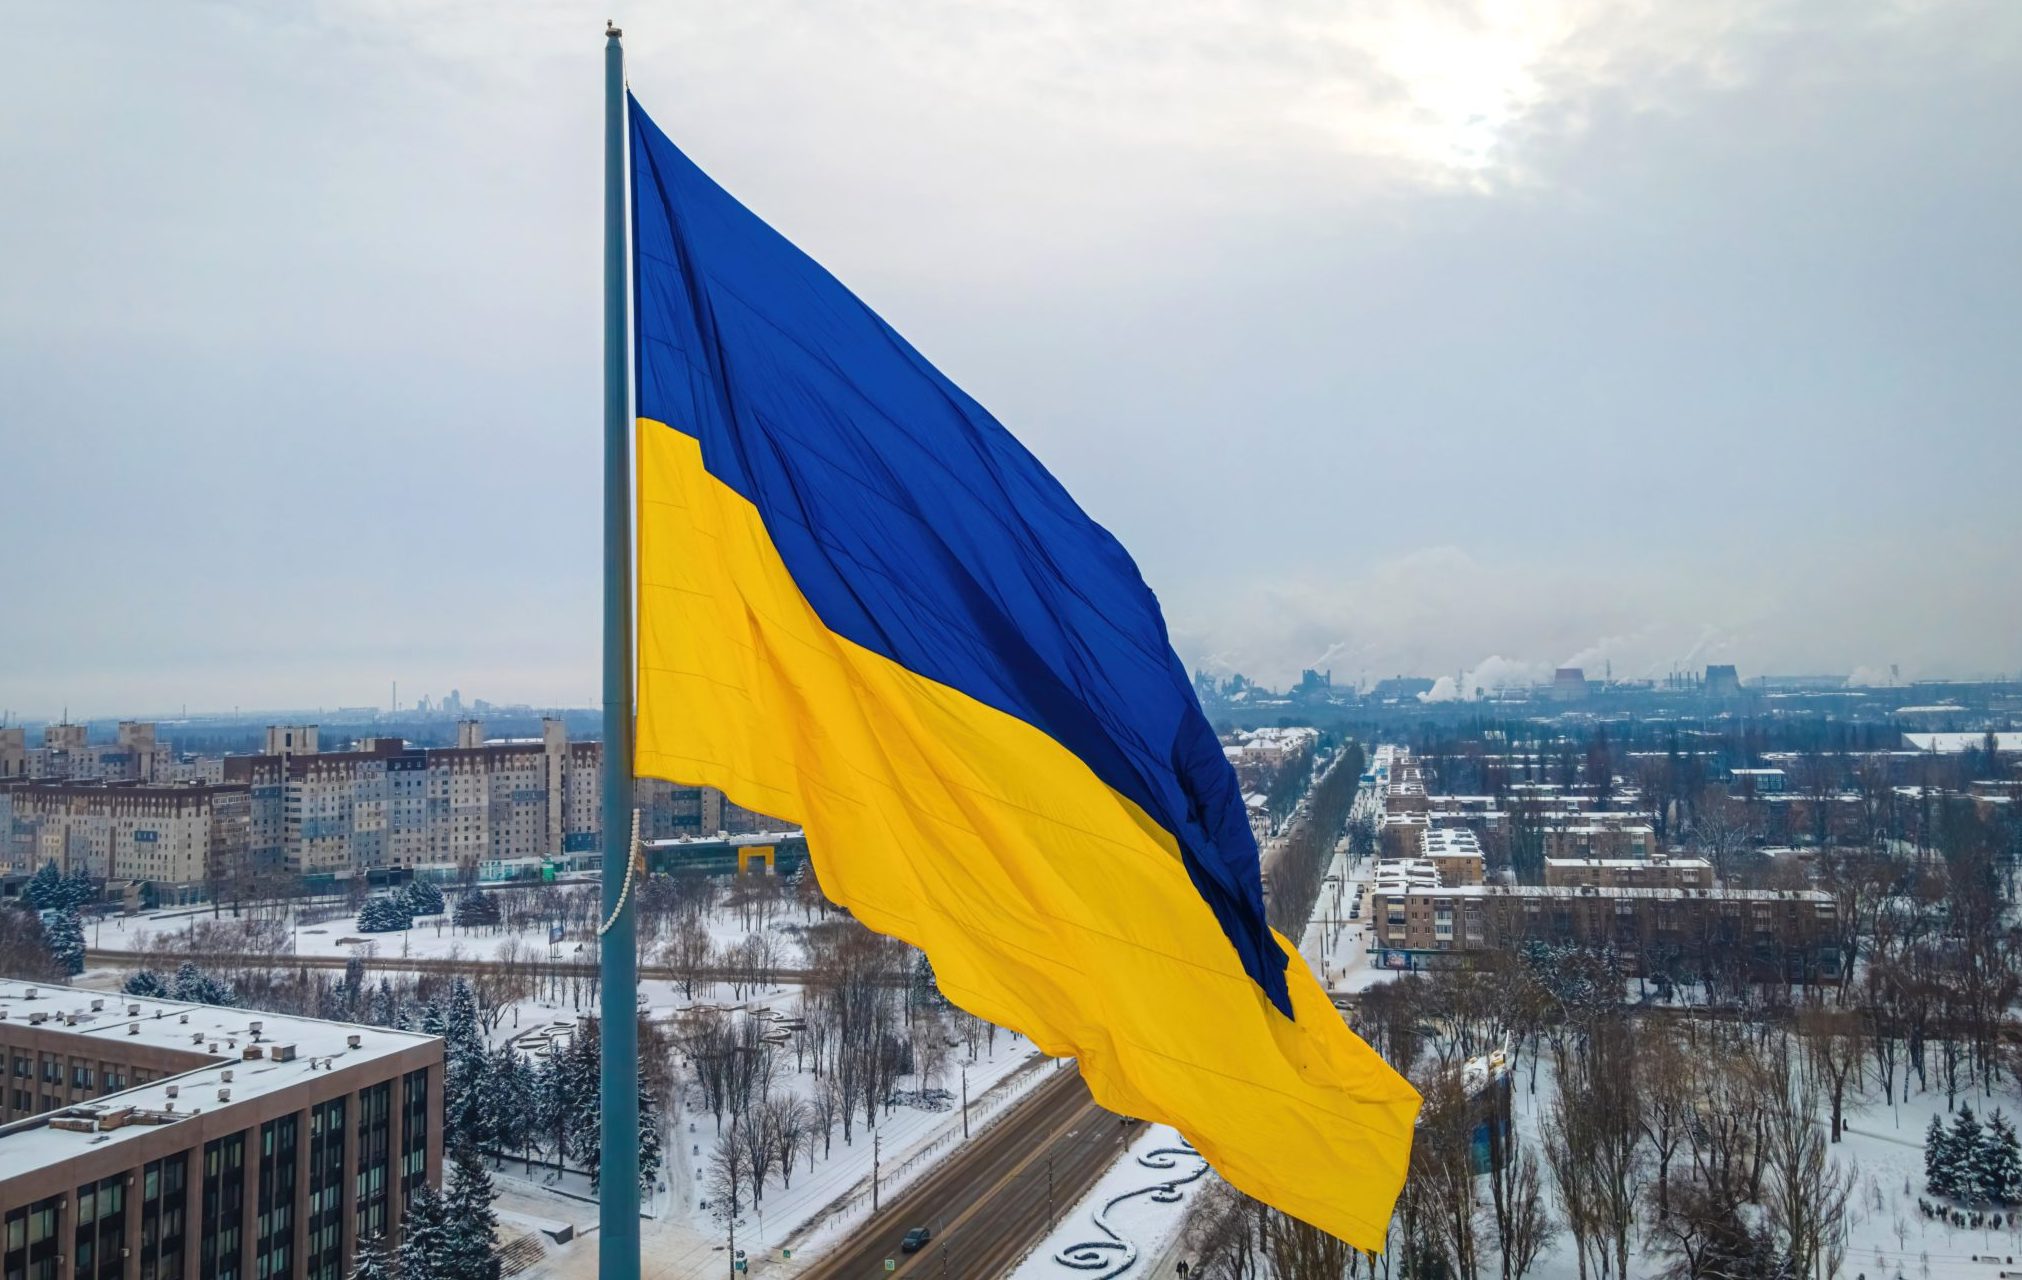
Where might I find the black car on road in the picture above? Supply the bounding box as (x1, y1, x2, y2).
(900, 1227, 931, 1253)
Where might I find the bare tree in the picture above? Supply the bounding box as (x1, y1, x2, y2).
(1183, 1179, 1261, 1280)
(736, 1103, 779, 1205)
(662, 913, 715, 1000)
(761, 1093, 813, 1188)
(1762, 1056, 1853, 1280)
(1262, 1204, 1358, 1280)
(809, 1073, 842, 1158)
(1799, 1003, 1867, 1142)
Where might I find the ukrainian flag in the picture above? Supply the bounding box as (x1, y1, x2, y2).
(628, 96, 1418, 1245)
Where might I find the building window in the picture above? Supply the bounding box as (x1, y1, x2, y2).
(401, 1069, 429, 1207)
(200, 1132, 246, 1280)
(355, 1081, 392, 1242)
(139, 1153, 190, 1280)
(76, 1175, 126, 1280)
(256, 1114, 299, 1280)
(307, 1098, 347, 1280)
(3, 1195, 64, 1280)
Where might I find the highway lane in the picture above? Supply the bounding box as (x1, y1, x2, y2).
(792, 1067, 1132, 1279)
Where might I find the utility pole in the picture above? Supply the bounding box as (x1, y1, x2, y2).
(961, 1063, 969, 1139)
(1047, 1155, 1055, 1228)
(873, 1131, 882, 1212)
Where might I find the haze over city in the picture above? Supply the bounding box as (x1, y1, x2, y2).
(3, 2, 2018, 719)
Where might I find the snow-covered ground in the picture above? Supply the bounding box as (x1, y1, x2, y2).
(1504, 1052, 2022, 1280)
(1005, 1124, 1210, 1279)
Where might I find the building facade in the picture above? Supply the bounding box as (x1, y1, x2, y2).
(0, 981, 442, 1280)
(1364, 883, 1839, 979)
(0, 784, 249, 902)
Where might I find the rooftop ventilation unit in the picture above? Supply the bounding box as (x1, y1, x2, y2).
(29, 1011, 48, 1025)
(217, 1088, 230, 1102)
(128, 1022, 140, 1036)
(127, 1004, 140, 1016)
(220, 1069, 233, 1083)
(270, 1044, 296, 1062)
(90, 999, 104, 1012)
(346, 1034, 362, 1050)
(165, 1084, 179, 1099)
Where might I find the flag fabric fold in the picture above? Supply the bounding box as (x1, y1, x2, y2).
(627, 94, 1419, 1246)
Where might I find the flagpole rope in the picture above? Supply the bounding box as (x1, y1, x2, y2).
(597, 807, 644, 937)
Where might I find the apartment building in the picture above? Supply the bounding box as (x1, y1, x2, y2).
(12, 726, 169, 786)
(1543, 856, 1714, 891)
(1418, 828, 1485, 886)
(0, 784, 249, 902)
(0, 980, 442, 1280)
(220, 721, 600, 880)
(1364, 883, 1839, 979)
(1539, 824, 1656, 861)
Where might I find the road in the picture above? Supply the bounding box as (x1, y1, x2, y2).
(790, 1067, 1130, 1280)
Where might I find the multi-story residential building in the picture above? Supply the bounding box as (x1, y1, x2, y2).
(1539, 824, 1655, 861)
(1379, 812, 1430, 858)
(1543, 856, 1714, 891)
(0, 980, 442, 1280)
(225, 721, 600, 882)
(2, 730, 27, 782)
(15, 725, 170, 786)
(1363, 883, 1838, 979)
(0, 783, 249, 902)
(1418, 828, 1485, 886)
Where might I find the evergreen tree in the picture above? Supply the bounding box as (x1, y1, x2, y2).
(441, 982, 488, 1150)
(483, 1045, 535, 1167)
(369, 979, 397, 1026)
(59, 866, 95, 911)
(123, 969, 169, 999)
(909, 951, 946, 1012)
(1983, 1110, 2022, 1207)
(564, 1025, 602, 1182)
(357, 895, 413, 934)
(396, 1184, 451, 1280)
(1952, 1105, 1986, 1202)
(348, 1231, 397, 1280)
(453, 889, 500, 930)
(404, 880, 445, 918)
(638, 1087, 664, 1193)
(22, 862, 62, 911)
(170, 961, 236, 1006)
(565, 1021, 662, 1195)
(441, 1145, 502, 1280)
(1927, 1114, 1952, 1197)
(45, 909, 85, 976)
(534, 1049, 572, 1175)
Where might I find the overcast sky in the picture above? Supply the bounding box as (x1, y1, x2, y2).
(2, 1, 2017, 719)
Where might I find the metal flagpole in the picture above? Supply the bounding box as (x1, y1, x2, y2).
(598, 20, 642, 1280)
